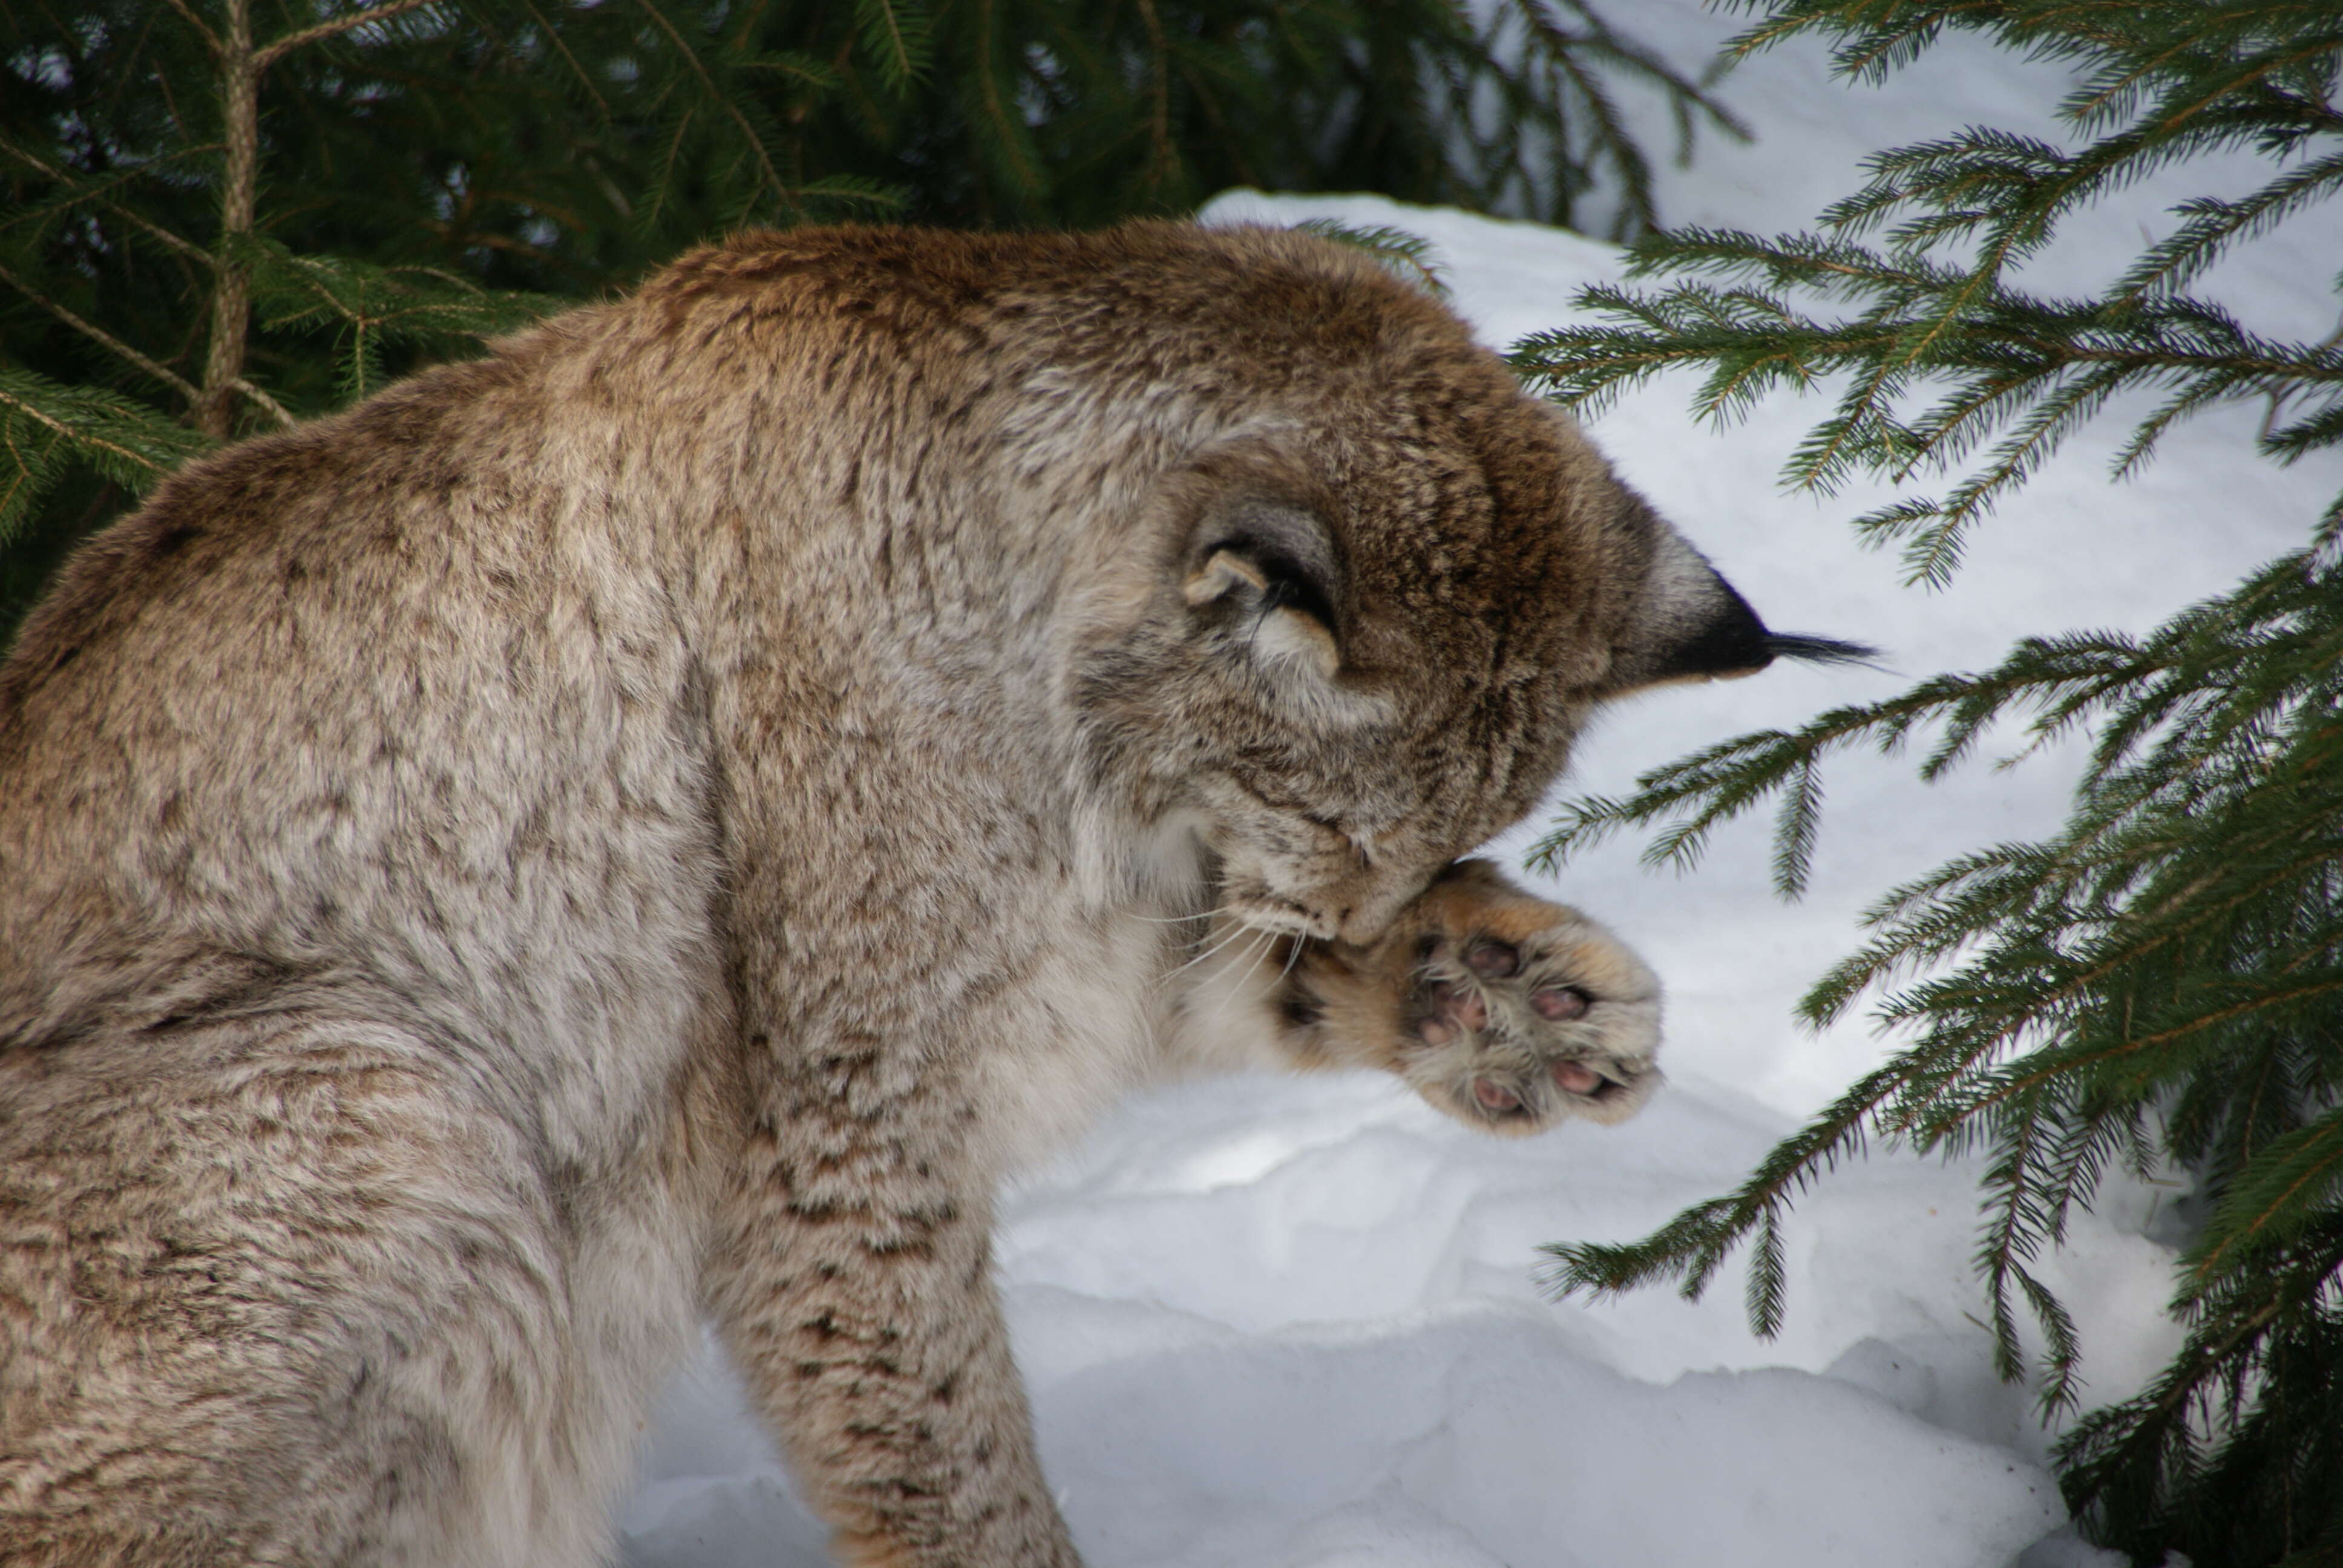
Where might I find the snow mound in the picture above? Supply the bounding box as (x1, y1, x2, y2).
(624, 1078, 2079, 1567)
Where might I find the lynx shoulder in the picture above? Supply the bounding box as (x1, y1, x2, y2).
(0, 223, 1815, 1567)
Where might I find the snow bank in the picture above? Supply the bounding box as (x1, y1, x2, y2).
(623, 7, 2343, 1563)
(624, 1076, 2079, 1567)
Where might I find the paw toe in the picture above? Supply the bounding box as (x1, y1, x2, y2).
(1530, 985, 1590, 1022)
(1550, 1060, 1602, 1096)
(1421, 979, 1486, 1035)
(1472, 1077, 1522, 1113)
(1464, 939, 1519, 979)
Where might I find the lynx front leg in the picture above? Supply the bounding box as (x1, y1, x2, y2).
(1215, 860, 1663, 1134)
(703, 1038, 1079, 1568)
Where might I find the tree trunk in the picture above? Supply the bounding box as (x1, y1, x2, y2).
(197, 0, 257, 441)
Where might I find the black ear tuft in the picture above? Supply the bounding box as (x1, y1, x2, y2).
(1645, 576, 1772, 684)
(1604, 528, 1880, 693)
(1762, 633, 1883, 669)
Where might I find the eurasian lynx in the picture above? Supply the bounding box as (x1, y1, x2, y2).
(0, 224, 1831, 1566)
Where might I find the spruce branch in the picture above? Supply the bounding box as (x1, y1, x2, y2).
(0, 141, 215, 266)
(0, 261, 200, 406)
(159, 0, 221, 54)
(0, 370, 209, 539)
(1531, 9, 2343, 1514)
(2186, 1106, 2343, 1279)
(631, 0, 805, 220)
(1293, 220, 1452, 298)
(252, 0, 445, 71)
(228, 379, 295, 430)
(850, 0, 934, 93)
(237, 238, 551, 402)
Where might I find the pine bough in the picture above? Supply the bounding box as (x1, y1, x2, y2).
(1514, 4, 2343, 1561)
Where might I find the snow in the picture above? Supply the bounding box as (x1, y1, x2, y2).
(621, 8, 2343, 1564)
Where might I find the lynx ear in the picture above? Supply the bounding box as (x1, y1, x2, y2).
(1182, 495, 1343, 681)
(1605, 523, 1874, 693)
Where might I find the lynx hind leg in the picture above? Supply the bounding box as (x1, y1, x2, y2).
(1291, 860, 1662, 1134)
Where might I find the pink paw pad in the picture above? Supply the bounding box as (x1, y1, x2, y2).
(1418, 981, 1487, 1044)
(1530, 986, 1589, 1022)
(1551, 1061, 1602, 1096)
(1473, 1079, 1521, 1112)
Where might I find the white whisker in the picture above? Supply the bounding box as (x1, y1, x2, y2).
(1205, 929, 1279, 1031)
(1130, 905, 1231, 926)
(1165, 917, 1258, 979)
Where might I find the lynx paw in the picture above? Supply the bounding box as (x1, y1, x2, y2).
(1289, 860, 1662, 1134)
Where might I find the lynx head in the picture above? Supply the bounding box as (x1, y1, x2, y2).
(1043, 225, 1849, 944)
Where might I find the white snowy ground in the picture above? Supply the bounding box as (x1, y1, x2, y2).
(620, 9, 2343, 1566)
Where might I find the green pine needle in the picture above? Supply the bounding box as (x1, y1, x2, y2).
(1294, 220, 1452, 298)
(1530, 4, 2343, 1556)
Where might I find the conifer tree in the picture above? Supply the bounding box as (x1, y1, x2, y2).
(0, 0, 1737, 642)
(1515, 4, 2343, 1561)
